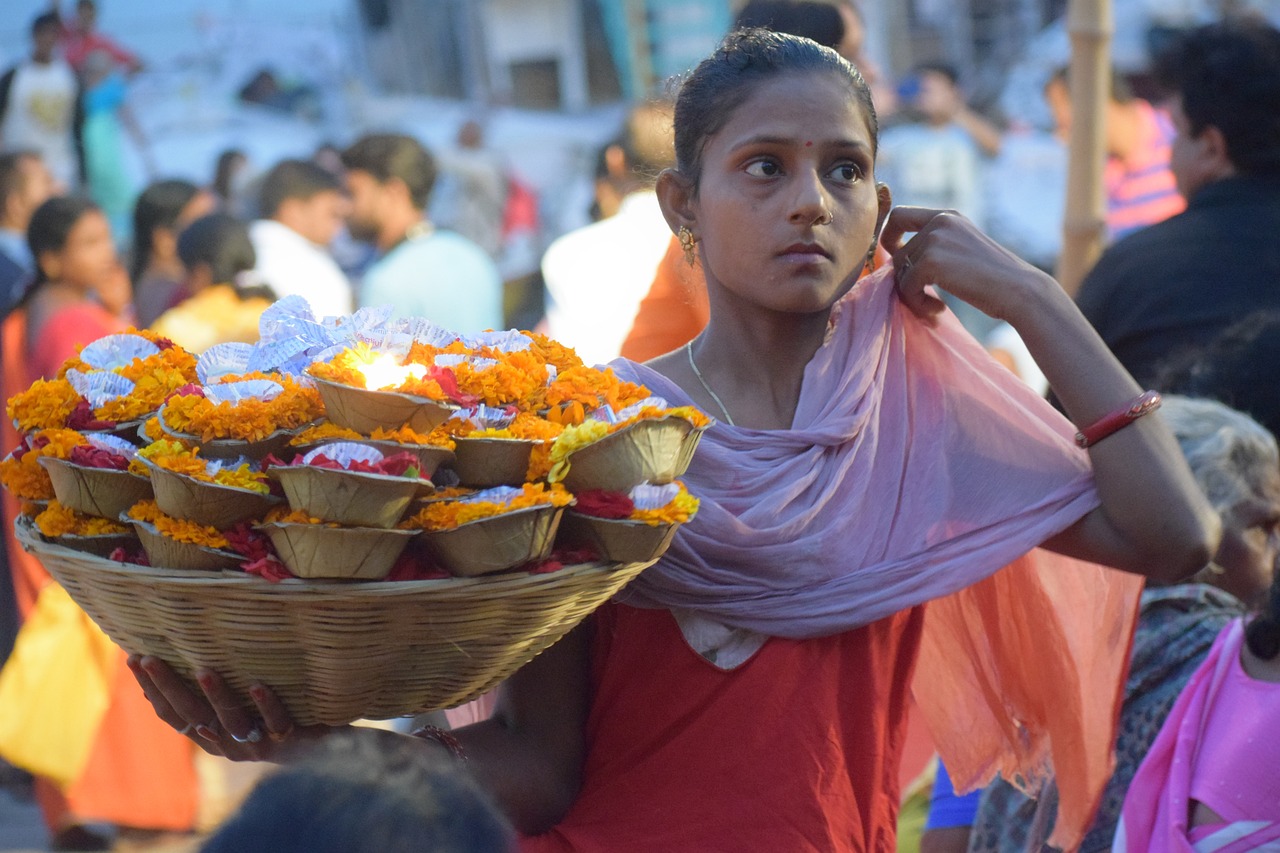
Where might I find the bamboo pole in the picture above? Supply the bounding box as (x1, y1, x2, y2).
(1056, 0, 1113, 298)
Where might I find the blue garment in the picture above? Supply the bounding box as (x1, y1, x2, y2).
(359, 228, 502, 334)
(926, 760, 983, 830)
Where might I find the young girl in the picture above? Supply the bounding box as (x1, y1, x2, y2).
(132, 30, 1218, 851)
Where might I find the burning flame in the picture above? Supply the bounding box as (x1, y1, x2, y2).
(357, 353, 426, 391)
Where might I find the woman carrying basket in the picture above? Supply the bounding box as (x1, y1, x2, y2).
(132, 30, 1218, 851)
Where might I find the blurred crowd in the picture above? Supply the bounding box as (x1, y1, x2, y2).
(1, 0, 1279, 851)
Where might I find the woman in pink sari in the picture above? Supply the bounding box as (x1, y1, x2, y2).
(131, 30, 1218, 851)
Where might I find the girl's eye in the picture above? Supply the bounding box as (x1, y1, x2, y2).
(745, 159, 780, 178)
(829, 162, 863, 183)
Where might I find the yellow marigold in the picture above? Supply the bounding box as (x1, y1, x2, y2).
(134, 440, 270, 493)
(401, 483, 572, 531)
(7, 379, 81, 432)
(97, 347, 198, 422)
(545, 420, 612, 483)
(128, 500, 229, 548)
(291, 421, 456, 451)
(632, 486, 701, 526)
(0, 455, 52, 500)
(160, 379, 323, 442)
(454, 360, 544, 408)
(141, 416, 165, 443)
(263, 506, 342, 527)
(35, 500, 130, 537)
(539, 366, 650, 412)
(291, 422, 362, 445)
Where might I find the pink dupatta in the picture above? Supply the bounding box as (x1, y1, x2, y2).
(611, 265, 1145, 849)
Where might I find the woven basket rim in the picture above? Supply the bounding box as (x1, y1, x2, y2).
(19, 516, 638, 593)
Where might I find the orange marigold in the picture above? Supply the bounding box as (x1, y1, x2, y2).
(128, 500, 230, 548)
(160, 379, 323, 442)
(263, 506, 342, 527)
(7, 379, 81, 432)
(35, 500, 130, 537)
(401, 482, 572, 531)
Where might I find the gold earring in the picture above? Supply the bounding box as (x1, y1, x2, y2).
(678, 226, 698, 267)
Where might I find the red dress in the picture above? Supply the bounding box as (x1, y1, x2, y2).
(522, 602, 925, 852)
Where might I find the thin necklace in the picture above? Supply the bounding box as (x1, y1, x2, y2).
(686, 341, 736, 426)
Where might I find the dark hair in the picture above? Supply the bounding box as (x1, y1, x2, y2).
(258, 159, 343, 219)
(212, 149, 246, 202)
(1048, 65, 1134, 105)
(734, 1, 844, 50)
(130, 179, 201, 284)
(32, 12, 60, 36)
(1247, 575, 1280, 660)
(340, 134, 437, 211)
(914, 62, 960, 87)
(177, 213, 256, 287)
(1153, 310, 1280, 440)
(27, 196, 100, 287)
(674, 28, 877, 190)
(199, 733, 514, 853)
(0, 151, 37, 212)
(1155, 19, 1280, 177)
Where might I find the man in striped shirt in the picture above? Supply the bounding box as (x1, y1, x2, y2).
(1045, 68, 1185, 240)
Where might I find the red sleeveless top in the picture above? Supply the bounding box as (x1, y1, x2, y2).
(522, 602, 925, 852)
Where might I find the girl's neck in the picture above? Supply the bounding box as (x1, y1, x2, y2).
(690, 291, 832, 430)
(144, 257, 184, 282)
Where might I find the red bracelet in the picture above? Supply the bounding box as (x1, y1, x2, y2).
(410, 724, 468, 761)
(1074, 391, 1163, 448)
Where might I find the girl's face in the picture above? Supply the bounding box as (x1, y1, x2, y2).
(680, 70, 888, 316)
(45, 210, 117, 289)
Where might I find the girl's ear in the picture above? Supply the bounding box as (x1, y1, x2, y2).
(656, 168, 697, 239)
(38, 250, 59, 282)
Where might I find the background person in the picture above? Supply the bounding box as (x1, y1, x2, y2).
(342, 133, 500, 333)
(0, 13, 81, 192)
(129, 179, 216, 327)
(0, 151, 55, 313)
(249, 158, 351, 319)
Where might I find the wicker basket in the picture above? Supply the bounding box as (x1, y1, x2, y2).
(311, 377, 455, 435)
(146, 462, 280, 529)
(39, 458, 153, 519)
(17, 518, 652, 725)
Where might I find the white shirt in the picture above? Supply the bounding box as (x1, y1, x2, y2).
(541, 192, 672, 366)
(0, 60, 79, 190)
(249, 219, 353, 320)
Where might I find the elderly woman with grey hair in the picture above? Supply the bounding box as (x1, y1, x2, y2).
(960, 395, 1280, 853)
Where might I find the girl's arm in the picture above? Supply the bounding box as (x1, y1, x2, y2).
(882, 206, 1220, 582)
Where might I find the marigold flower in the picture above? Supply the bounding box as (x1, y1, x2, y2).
(7, 379, 81, 432)
(160, 376, 322, 441)
(127, 500, 230, 548)
(35, 500, 130, 537)
(400, 482, 572, 531)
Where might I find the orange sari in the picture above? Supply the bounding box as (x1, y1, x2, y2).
(1, 307, 199, 832)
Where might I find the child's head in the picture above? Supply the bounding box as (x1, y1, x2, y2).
(177, 213, 256, 292)
(672, 28, 878, 191)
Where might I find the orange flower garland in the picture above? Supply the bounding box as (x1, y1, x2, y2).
(401, 483, 572, 531)
(132, 440, 271, 494)
(35, 500, 130, 537)
(128, 500, 230, 549)
(290, 422, 456, 450)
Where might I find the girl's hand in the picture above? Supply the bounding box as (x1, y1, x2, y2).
(128, 654, 335, 762)
(879, 206, 1056, 325)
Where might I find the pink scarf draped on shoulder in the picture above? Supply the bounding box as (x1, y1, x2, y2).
(610, 265, 1145, 850)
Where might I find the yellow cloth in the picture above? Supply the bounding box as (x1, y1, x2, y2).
(0, 583, 116, 786)
(149, 285, 270, 353)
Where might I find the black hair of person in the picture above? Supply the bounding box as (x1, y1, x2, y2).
(1048, 65, 1134, 105)
(176, 213, 267, 299)
(130, 179, 201, 285)
(913, 61, 961, 87)
(32, 12, 59, 36)
(257, 159, 343, 220)
(1154, 18, 1280, 177)
(212, 149, 245, 202)
(673, 28, 878, 191)
(340, 134, 438, 212)
(1247, 575, 1280, 660)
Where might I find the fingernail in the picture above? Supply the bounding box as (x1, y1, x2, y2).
(197, 672, 215, 689)
(249, 685, 266, 701)
(125, 656, 141, 673)
(195, 724, 218, 742)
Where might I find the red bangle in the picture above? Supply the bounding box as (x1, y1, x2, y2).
(410, 725, 467, 761)
(1074, 391, 1163, 448)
